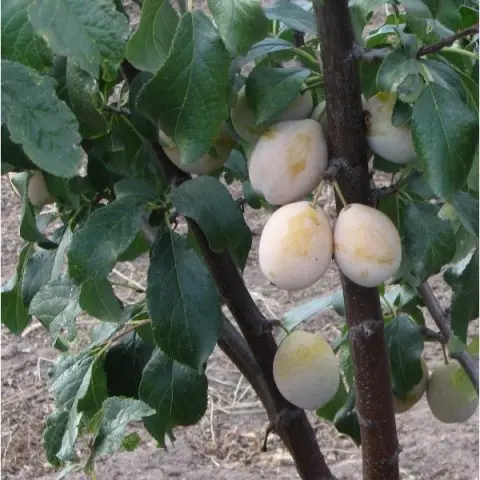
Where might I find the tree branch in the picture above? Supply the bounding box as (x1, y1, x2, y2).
(188, 221, 335, 480)
(314, 2, 400, 479)
(416, 25, 479, 58)
(124, 59, 336, 479)
(417, 282, 479, 394)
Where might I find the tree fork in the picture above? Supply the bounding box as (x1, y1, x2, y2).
(314, 2, 400, 479)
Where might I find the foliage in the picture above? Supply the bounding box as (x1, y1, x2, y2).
(1, 0, 478, 476)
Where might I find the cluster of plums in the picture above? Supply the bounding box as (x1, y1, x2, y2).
(9, 87, 476, 422)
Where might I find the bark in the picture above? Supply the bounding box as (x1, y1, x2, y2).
(314, 2, 400, 479)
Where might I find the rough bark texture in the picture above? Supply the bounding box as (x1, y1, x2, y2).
(314, 2, 401, 479)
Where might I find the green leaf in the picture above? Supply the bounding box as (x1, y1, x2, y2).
(139, 348, 208, 447)
(29, 0, 130, 79)
(403, 202, 456, 281)
(1, 60, 83, 178)
(67, 198, 146, 283)
(277, 292, 337, 344)
(208, 0, 268, 56)
(245, 67, 311, 126)
(1, 0, 52, 72)
(412, 83, 478, 200)
(384, 314, 424, 398)
(105, 332, 155, 398)
(452, 363, 478, 401)
(137, 11, 231, 165)
(1, 244, 34, 335)
(79, 278, 123, 322)
(125, 0, 178, 73)
(98, 115, 165, 187)
(468, 335, 479, 357)
(246, 38, 296, 61)
(332, 388, 361, 446)
(48, 353, 105, 461)
(444, 249, 479, 343)
(65, 61, 109, 139)
(21, 246, 57, 306)
(117, 231, 151, 262)
(1, 126, 36, 173)
(147, 229, 222, 369)
(263, 0, 316, 34)
(113, 178, 159, 204)
(316, 378, 348, 422)
(29, 276, 81, 343)
(171, 176, 252, 269)
(44, 411, 69, 467)
(422, 58, 467, 102)
(92, 397, 155, 456)
(339, 342, 355, 387)
(451, 191, 479, 239)
(377, 51, 421, 93)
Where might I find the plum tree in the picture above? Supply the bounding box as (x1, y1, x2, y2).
(273, 330, 340, 410)
(248, 119, 328, 205)
(258, 201, 333, 290)
(1, 1, 478, 479)
(333, 203, 402, 287)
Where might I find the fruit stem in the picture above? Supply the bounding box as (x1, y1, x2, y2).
(332, 181, 348, 208)
(441, 343, 449, 365)
(311, 181, 325, 207)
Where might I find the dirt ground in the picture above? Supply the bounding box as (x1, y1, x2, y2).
(1, 2, 479, 479)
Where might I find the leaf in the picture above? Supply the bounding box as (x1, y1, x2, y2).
(332, 388, 361, 446)
(384, 314, 424, 398)
(29, 276, 81, 343)
(21, 247, 57, 306)
(113, 178, 159, 204)
(139, 348, 208, 447)
(277, 292, 338, 344)
(1, 0, 52, 72)
(137, 11, 231, 165)
(65, 61, 109, 139)
(1, 126, 36, 173)
(403, 202, 456, 281)
(444, 249, 479, 343)
(29, 0, 130, 79)
(98, 115, 165, 187)
(67, 198, 146, 283)
(79, 278, 123, 322)
(44, 411, 69, 467)
(263, 0, 316, 34)
(411, 83, 478, 200)
(171, 176, 252, 269)
(1, 244, 34, 335)
(146, 228, 222, 369)
(48, 353, 106, 461)
(208, 0, 268, 56)
(245, 67, 311, 126)
(125, 0, 178, 73)
(246, 38, 296, 61)
(451, 191, 479, 239)
(377, 51, 421, 93)
(1, 60, 83, 178)
(105, 332, 155, 398)
(316, 378, 348, 422)
(92, 397, 155, 457)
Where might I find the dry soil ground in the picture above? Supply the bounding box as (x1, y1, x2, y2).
(1, 1, 479, 479)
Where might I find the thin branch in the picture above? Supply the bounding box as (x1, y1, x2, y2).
(416, 25, 479, 58)
(417, 282, 479, 394)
